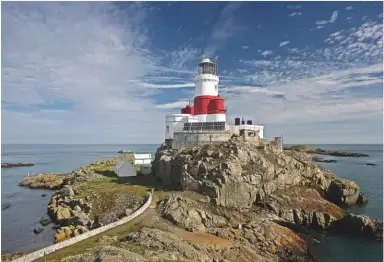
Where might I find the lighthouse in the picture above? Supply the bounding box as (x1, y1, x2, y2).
(193, 58, 226, 122)
(164, 57, 265, 146)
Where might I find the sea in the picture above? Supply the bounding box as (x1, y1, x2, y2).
(1, 144, 383, 261)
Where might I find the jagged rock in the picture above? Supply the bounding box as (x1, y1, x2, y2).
(326, 179, 360, 206)
(61, 185, 75, 197)
(312, 157, 337, 163)
(19, 173, 69, 190)
(33, 227, 44, 234)
(56, 206, 72, 221)
(330, 213, 383, 240)
(40, 217, 52, 226)
(96, 236, 118, 245)
(158, 193, 228, 232)
(153, 137, 361, 209)
(2, 203, 11, 210)
(357, 193, 369, 204)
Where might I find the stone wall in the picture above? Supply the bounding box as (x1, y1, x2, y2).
(171, 131, 283, 152)
(11, 190, 153, 262)
(172, 132, 232, 150)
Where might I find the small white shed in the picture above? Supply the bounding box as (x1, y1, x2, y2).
(114, 160, 137, 177)
(133, 153, 152, 165)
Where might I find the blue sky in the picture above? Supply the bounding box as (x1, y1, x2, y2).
(1, 1, 383, 144)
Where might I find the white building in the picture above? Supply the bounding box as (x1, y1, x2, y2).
(133, 153, 152, 165)
(114, 160, 137, 177)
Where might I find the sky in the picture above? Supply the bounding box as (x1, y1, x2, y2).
(1, 1, 383, 144)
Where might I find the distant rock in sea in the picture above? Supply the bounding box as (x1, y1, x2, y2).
(366, 163, 376, 166)
(1, 163, 34, 168)
(312, 156, 337, 163)
(118, 149, 133, 154)
(284, 145, 369, 157)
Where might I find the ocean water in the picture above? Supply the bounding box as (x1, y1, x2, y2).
(1, 144, 159, 254)
(305, 144, 383, 262)
(1, 144, 383, 261)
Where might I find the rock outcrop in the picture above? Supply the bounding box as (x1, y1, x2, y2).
(19, 173, 70, 190)
(153, 137, 364, 209)
(46, 157, 144, 242)
(330, 213, 383, 240)
(152, 137, 382, 242)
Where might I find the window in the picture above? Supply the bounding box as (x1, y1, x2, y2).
(166, 126, 169, 133)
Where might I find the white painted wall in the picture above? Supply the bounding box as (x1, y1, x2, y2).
(206, 113, 226, 122)
(229, 124, 264, 138)
(165, 114, 190, 139)
(193, 74, 219, 97)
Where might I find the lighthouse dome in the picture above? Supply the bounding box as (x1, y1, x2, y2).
(201, 58, 211, 63)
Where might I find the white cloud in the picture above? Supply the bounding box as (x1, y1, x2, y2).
(155, 100, 189, 109)
(139, 82, 195, 89)
(261, 50, 273, 57)
(1, 2, 170, 144)
(204, 2, 242, 57)
(345, 6, 353, 10)
(315, 10, 339, 26)
(222, 65, 383, 126)
(330, 11, 339, 23)
(241, 45, 249, 50)
(279, 41, 290, 47)
(287, 5, 301, 9)
(289, 12, 302, 17)
(169, 47, 201, 69)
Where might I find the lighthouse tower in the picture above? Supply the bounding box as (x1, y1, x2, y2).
(193, 58, 226, 122)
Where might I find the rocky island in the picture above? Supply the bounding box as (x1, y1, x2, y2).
(284, 145, 369, 157)
(4, 138, 382, 262)
(2, 162, 34, 168)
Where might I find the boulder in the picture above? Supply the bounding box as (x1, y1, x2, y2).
(56, 206, 72, 221)
(33, 227, 44, 234)
(326, 179, 360, 206)
(357, 193, 369, 204)
(330, 213, 383, 240)
(40, 217, 52, 226)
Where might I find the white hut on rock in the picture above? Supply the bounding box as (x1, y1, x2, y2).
(133, 153, 152, 165)
(114, 160, 137, 177)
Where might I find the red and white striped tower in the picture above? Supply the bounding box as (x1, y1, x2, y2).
(192, 58, 226, 122)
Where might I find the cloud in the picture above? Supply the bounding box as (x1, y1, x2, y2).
(168, 47, 201, 69)
(261, 50, 273, 57)
(345, 6, 353, 10)
(223, 20, 383, 135)
(315, 10, 339, 26)
(155, 100, 189, 109)
(241, 45, 249, 50)
(139, 82, 195, 89)
(279, 41, 290, 47)
(330, 11, 339, 23)
(289, 12, 302, 17)
(203, 2, 242, 57)
(1, 2, 170, 144)
(287, 5, 301, 9)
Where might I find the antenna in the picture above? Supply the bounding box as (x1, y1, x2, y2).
(215, 56, 219, 75)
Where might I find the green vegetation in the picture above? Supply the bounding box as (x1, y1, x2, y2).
(284, 144, 315, 152)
